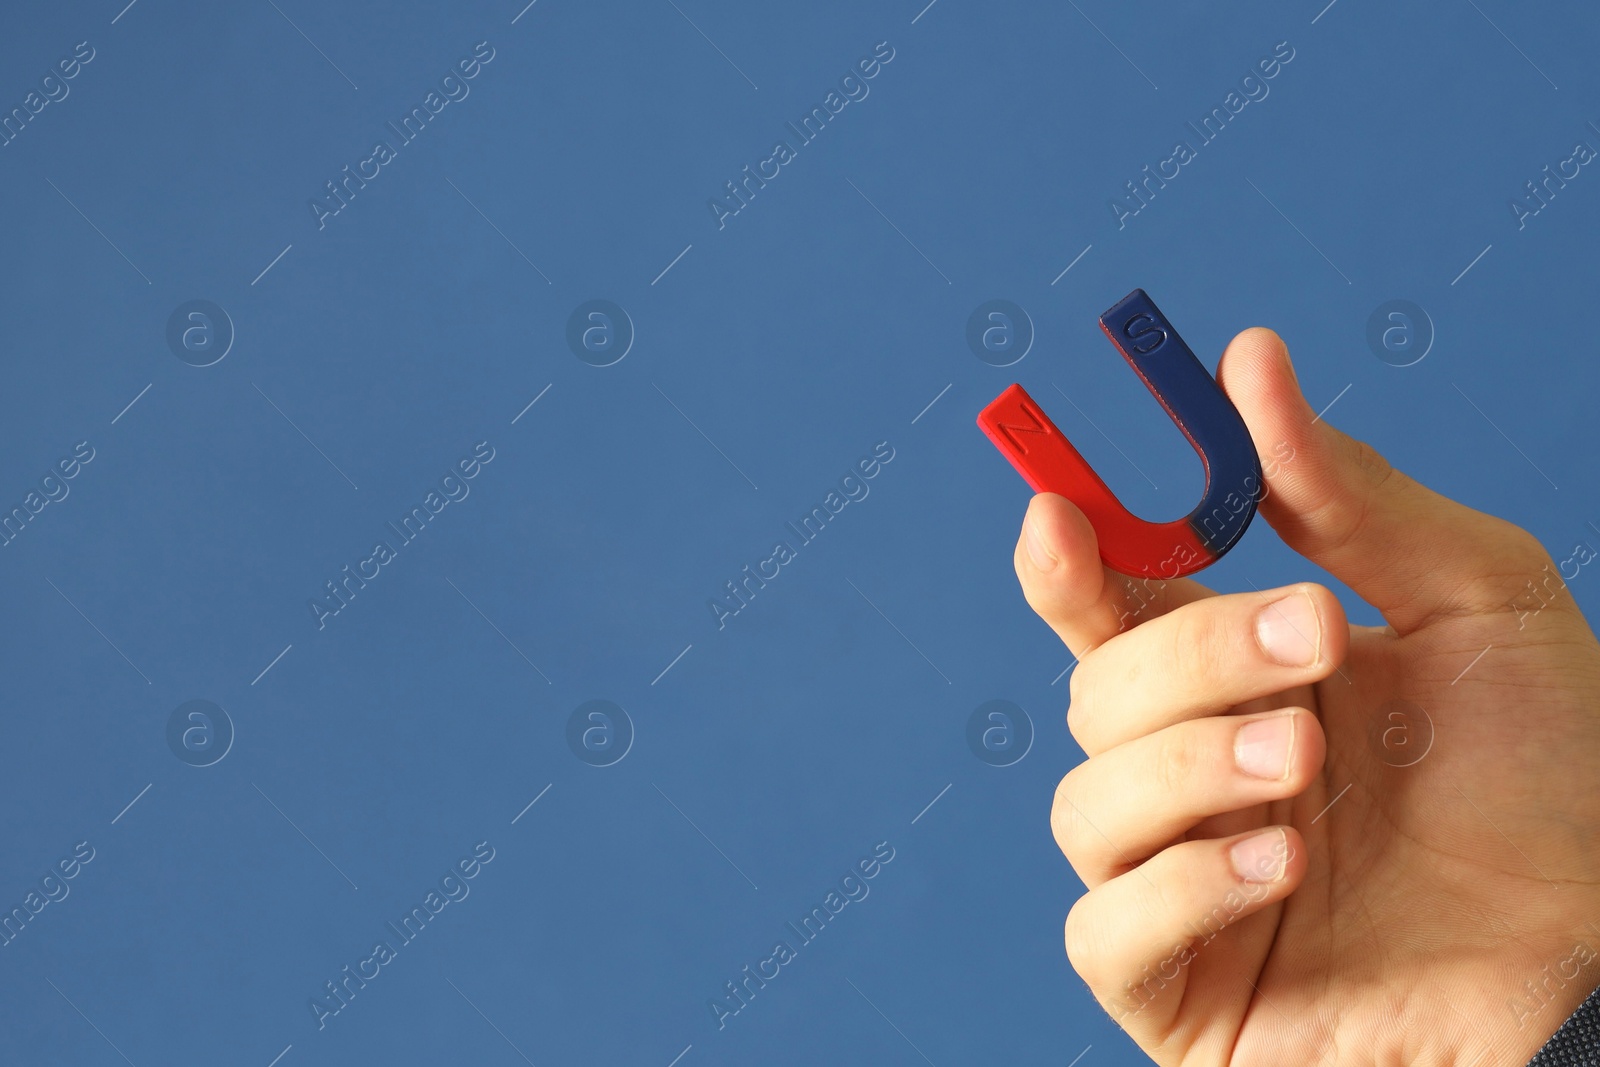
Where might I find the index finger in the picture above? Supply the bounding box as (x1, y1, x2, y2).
(1015, 492, 1217, 660)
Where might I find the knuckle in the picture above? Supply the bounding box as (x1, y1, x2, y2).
(1051, 770, 1130, 887)
(1153, 727, 1200, 798)
(1065, 666, 1096, 748)
(1062, 896, 1105, 976)
(1014, 544, 1061, 616)
(1170, 607, 1227, 687)
(1500, 526, 1555, 575)
(1132, 866, 1179, 932)
(1067, 652, 1091, 707)
(1017, 567, 1049, 613)
(1349, 435, 1396, 490)
(1049, 771, 1089, 857)
(1017, 573, 1054, 623)
(1064, 702, 1087, 751)
(1312, 434, 1386, 556)
(1471, 522, 1565, 621)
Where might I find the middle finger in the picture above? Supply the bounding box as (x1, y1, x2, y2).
(1067, 582, 1347, 755)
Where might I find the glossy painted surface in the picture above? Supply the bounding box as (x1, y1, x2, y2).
(978, 290, 1260, 578)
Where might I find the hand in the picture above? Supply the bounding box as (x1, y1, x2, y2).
(1018, 327, 1600, 1066)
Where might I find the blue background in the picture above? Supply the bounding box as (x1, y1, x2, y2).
(0, 1, 1596, 1063)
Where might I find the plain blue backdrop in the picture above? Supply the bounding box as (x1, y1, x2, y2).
(0, 1, 1596, 1063)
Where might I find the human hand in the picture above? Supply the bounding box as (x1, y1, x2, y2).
(1018, 327, 1600, 1066)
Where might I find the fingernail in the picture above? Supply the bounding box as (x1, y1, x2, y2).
(1229, 828, 1287, 884)
(1255, 591, 1321, 667)
(1234, 713, 1294, 780)
(1024, 511, 1057, 572)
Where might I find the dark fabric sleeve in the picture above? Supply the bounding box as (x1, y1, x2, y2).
(1530, 983, 1600, 1066)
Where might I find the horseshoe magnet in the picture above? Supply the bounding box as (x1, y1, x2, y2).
(977, 289, 1261, 579)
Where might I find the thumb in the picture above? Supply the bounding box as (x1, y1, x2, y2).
(1218, 327, 1546, 636)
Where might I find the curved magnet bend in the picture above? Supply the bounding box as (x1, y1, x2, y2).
(976, 289, 1261, 579)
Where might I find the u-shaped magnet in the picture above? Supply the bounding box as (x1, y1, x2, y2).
(977, 289, 1261, 579)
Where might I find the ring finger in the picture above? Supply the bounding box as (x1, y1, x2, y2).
(1052, 707, 1325, 888)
